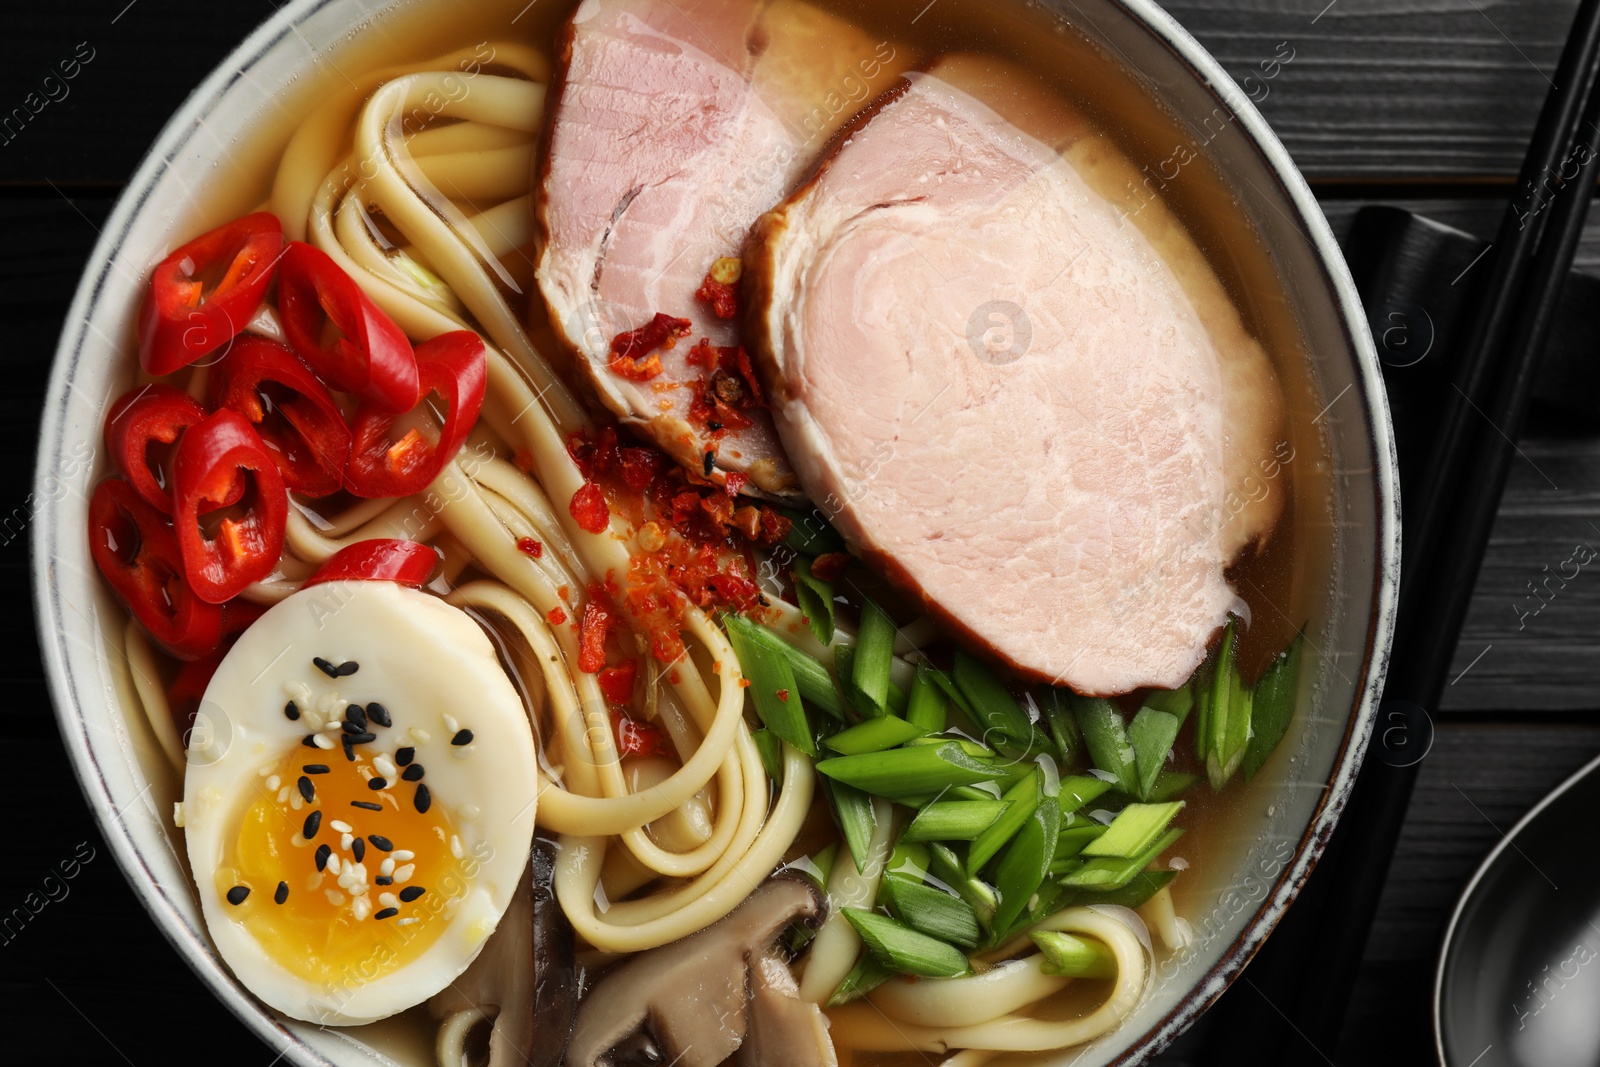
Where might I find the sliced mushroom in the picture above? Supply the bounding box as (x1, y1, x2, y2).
(566, 875, 830, 1067)
(738, 948, 839, 1067)
(431, 841, 578, 1067)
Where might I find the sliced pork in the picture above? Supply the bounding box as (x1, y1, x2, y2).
(745, 58, 1288, 694)
(534, 0, 912, 495)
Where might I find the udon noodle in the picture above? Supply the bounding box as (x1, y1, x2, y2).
(105, 18, 1305, 1062)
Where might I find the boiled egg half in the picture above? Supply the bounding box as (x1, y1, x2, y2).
(182, 581, 537, 1024)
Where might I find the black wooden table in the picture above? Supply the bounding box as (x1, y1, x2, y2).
(5, 1, 1595, 1063)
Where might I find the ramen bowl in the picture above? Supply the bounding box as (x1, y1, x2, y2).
(33, 0, 1398, 1063)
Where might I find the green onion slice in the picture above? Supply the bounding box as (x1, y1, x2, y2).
(882, 873, 982, 949)
(726, 623, 816, 757)
(901, 800, 1009, 842)
(1128, 707, 1182, 802)
(723, 614, 844, 720)
(824, 716, 927, 755)
(827, 780, 878, 873)
(852, 598, 897, 718)
(1073, 697, 1138, 795)
(843, 908, 970, 978)
(1243, 631, 1304, 781)
(1082, 801, 1184, 859)
(1030, 930, 1117, 978)
(953, 650, 1034, 743)
(967, 770, 1042, 874)
(816, 742, 1005, 798)
(791, 556, 836, 646)
(906, 663, 950, 734)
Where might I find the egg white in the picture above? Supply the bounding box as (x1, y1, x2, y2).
(183, 581, 537, 1024)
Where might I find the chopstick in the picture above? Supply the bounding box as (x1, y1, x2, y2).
(1202, 0, 1600, 1058)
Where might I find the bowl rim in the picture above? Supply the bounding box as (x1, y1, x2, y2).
(33, 0, 1400, 1063)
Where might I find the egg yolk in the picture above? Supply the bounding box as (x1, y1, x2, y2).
(215, 749, 467, 996)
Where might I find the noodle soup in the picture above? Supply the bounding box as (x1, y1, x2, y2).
(54, 0, 1386, 1065)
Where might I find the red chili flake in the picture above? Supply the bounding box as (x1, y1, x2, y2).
(759, 507, 793, 546)
(724, 471, 749, 498)
(732, 505, 762, 540)
(738, 678, 751, 688)
(516, 537, 544, 559)
(610, 708, 667, 758)
(776, 688, 791, 703)
(696, 278, 739, 320)
(668, 670, 681, 685)
(811, 552, 851, 583)
(686, 338, 717, 368)
(609, 313, 691, 381)
(514, 449, 535, 473)
(570, 482, 610, 534)
(546, 606, 568, 626)
(707, 569, 761, 611)
(735, 346, 767, 407)
(578, 585, 613, 673)
(598, 660, 637, 704)
(618, 447, 661, 491)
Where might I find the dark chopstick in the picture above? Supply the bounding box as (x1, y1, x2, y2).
(1201, 0, 1600, 1060)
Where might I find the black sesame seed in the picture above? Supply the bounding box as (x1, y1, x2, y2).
(414, 783, 432, 813)
(315, 844, 332, 871)
(352, 838, 366, 863)
(351, 800, 383, 812)
(284, 701, 301, 721)
(348, 731, 377, 745)
(395, 747, 415, 766)
(368, 777, 388, 790)
(451, 729, 474, 746)
(303, 811, 322, 839)
(297, 776, 315, 803)
(368, 835, 394, 852)
(342, 719, 367, 736)
(336, 661, 360, 677)
(373, 907, 398, 920)
(375, 875, 393, 886)
(342, 736, 356, 761)
(707, 420, 724, 432)
(367, 703, 391, 728)
(402, 764, 425, 782)
(398, 886, 425, 902)
(302, 735, 321, 748)
(226, 885, 250, 906)
(345, 704, 367, 730)
(702, 451, 715, 476)
(313, 657, 340, 678)
(303, 764, 330, 775)
(274, 881, 289, 905)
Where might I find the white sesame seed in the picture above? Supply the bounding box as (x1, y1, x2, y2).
(322, 720, 343, 733)
(265, 775, 281, 791)
(351, 863, 368, 885)
(397, 917, 420, 927)
(304, 871, 324, 891)
(392, 850, 415, 863)
(276, 787, 290, 804)
(451, 746, 474, 761)
(313, 733, 335, 750)
(257, 765, 274, 777)
(374, 754, 396, 778)
(378, 892, 399, 910)
(450, 836, 464, 860)
(329, 820, 353, 834)
(351, 895, 371, 921)
(394, 864, 415, 883)
(459, 804, 481, 821)
(327, 853, 342, 876)
(290, 793, 304, 811)
(317, 692, 345, 718)
(341, 832, 354, 851)
(290, 834, 307, 848)
(325, 889, 346, 906)
(380, 857, 396, 877)
(411, 728, 431, 744)
(286, 680, 312, 705)
(443, 714, 459, 733)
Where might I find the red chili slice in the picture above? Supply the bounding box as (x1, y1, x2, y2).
(103, 384, 208, 514)
(277, 241, 420, 413)
(88, 478, 224, 660)
(303, 539, 441, 589)
(611, 708, 668, 757)
(597, 660, 637, 704)
(166, 649, 228, 744)
(138, 212, 285, 375)
(171, 409, 289, 604)
(344, 330, 487, 499)
(578, 585, 613, 673)
(210, 334, 352, 497)
(569, 482, 609, 534)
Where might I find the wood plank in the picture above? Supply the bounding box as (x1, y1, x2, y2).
(0, 1, 1591, 185)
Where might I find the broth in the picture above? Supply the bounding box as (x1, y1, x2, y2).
(117, 0, 1336, 1061)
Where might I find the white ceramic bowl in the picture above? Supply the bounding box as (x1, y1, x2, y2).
(33, 1, 1400, 1063)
